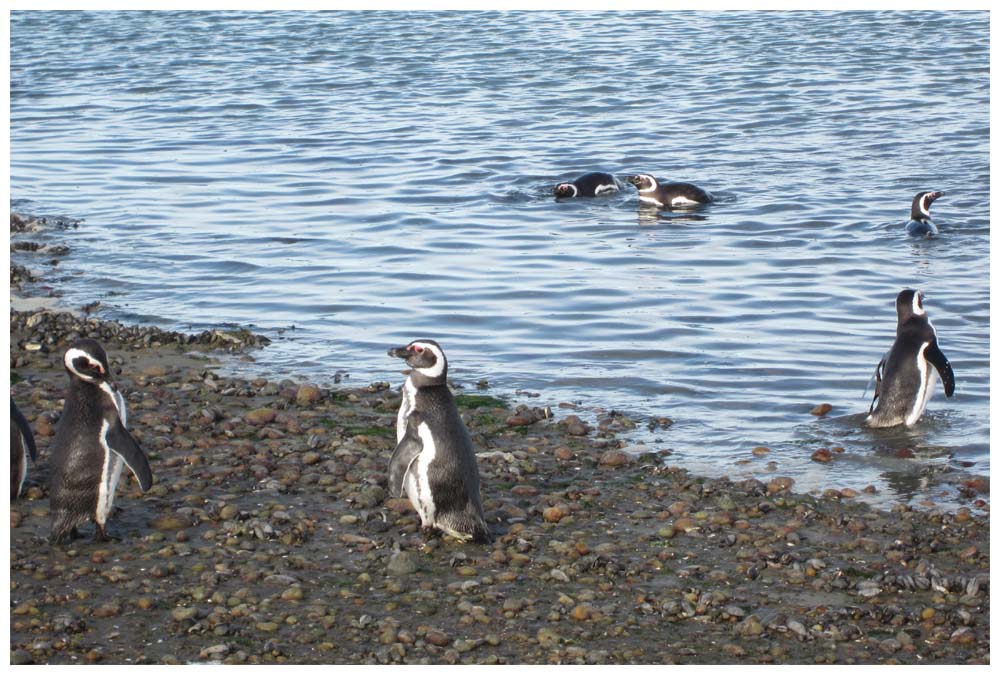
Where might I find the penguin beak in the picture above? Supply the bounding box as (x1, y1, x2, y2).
(624, 175, 643, 187)
(388, 346, 411, 359)
(930, 190, 945, 201)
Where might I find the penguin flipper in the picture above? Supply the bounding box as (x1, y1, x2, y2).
(925, 342, 955, 397)
(388, 431, 422, 499)
(867, 358, 885, 414)
(103, 421, 153, 491)
(11, 398, 37, 461)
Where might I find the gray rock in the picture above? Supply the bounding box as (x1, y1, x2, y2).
(387, 550, 420, 576)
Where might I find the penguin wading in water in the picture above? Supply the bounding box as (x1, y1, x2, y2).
(625, 173, 714, 209)
(905, 190, 945, 237)
(11, 397, 38, 500)
(866, 290, 955, 428)
(49, 339, 153, 543)
(388, 339, 491, 543)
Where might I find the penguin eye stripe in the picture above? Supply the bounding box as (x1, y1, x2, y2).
(412, 346, 424, 353)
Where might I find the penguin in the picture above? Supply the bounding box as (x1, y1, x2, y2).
(553, 172, 620, 198)
(11, 397, 37, 500)
(865, 289, 955, 428)
(48, 339, 153, 544)
(625, 174, 714, 209)
(387, 339, 491, 543)
(905, 190, 945, 237)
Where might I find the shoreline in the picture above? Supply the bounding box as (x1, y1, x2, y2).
(9, 214, 990, 664)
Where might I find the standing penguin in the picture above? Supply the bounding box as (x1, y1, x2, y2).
(11, 397, 38, 500)
(906, 190, 946, 237)
(866, 290, 955, 428)
(48, 339, 153, 543)
(387, 339, 491, 543)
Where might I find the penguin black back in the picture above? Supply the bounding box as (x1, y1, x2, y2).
(554, 172, 620, 199)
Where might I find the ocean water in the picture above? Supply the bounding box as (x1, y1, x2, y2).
(10, 10, 990, 510)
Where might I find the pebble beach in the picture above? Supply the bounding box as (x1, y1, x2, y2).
(8, 213, 990, 665)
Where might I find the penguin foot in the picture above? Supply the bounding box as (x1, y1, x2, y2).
(93, 525, 122, 542)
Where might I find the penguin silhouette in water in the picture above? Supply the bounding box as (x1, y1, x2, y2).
(388, 339, 491, 543)
(866, 289, 955, 428)
(906, 190, 945, 237)
(11, 397, 37, 500)
(48, 339, 153, 543)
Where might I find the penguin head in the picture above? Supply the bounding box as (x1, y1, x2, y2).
(911, 190, 945, 220)
(553, 183, 578, 198)
(388, 339, 448, 383)
(63, 338, 111, 384)
(625, 174, 658, 192)
(895, 289, 926, 322)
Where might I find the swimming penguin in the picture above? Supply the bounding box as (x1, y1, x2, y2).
(387, 339, 491, 543)
(625, 174, 714, 209)
(554, 172, 620, 198)
(865, 289, 955, 428)
(906, 190, 945, 237)
(48, 339, 153, 544)
(11, 397, 37, 500)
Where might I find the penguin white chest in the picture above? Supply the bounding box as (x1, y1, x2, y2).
(96, 420, 125, 525)
(397, 378, 417, 443)
(403, 422, 438, 527)
(16, 437, 29, 497)
(95, 383, 128, 524)
(671, 195, 702, 207)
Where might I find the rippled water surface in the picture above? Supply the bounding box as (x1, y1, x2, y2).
(10, 11, 990, 509)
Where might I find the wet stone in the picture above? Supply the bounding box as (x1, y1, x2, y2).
(598, 449, 633, 467)
(536, 627, 561, 648)
(811, 449, 833, 463)
(200, 644, 230, 659)
(296, 384, 321, 404)
(426, 630, 451, 647)
(245, 408, 277, 425)
(561, 415, 590, 436)
(388, 551, 421, 576)
(171, 606, 198, 622)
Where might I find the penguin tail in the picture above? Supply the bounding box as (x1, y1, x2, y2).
(49, 511, 84, 546)
(471, 523, 494, 545)
(48, 526, 72, 546)
(439, 512, 494, 544)
(465, 511, 494, 544)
